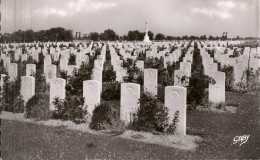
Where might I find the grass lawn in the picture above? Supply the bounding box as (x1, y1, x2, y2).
(2, 92, 260, 159)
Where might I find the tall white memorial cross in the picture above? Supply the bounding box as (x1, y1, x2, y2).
(143, 21, 151, 43)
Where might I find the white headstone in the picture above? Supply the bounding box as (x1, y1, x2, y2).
(21, 76, 35, 104)
(165, 86, 187, 135)
(136, 60, 144, 71)
(205, 62, 218, 76)
(21, 54, 28, 62)
(8, 63, 18, 81)
(233, 63, 247, 84)
(4, 57, 10, 70)
(92, 67, 103, 92)
(49, 78, 66, 111)
(144, 68, 158, 96)
(120, 83, 140, 124)
(83, 80, 101, 115)
(46, 65, 57, 83)
(14, 52, 21, 61)
(32, 52, 39, 62)
(44, 58, 52, 74)
(116, 68, 126, 82)
(94, 59, 103, 68)
(180, 62, 191, 73)
(209, 71, 225, 103)
(26, 64, 36, 76)
(60, 58, 68, 72)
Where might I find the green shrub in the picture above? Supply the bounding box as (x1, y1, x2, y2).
(137, 51, 145, 61)
(166, 61, 177, 79)
(103, 70, 116, 82)
(52, 95, 87, 124)
(166, 110, 179, 135)
(157, 84, 165, 103)
(145, 57, 164, 69)
(0, 60, 8, 74)
(25, 93, 50, 120)
(123, 59, 144, 85)
(188, 46, 215, 107)
(68, 54, 76, 65)
(59, 69, 68, 80)
(132, 92, 168, 133)
(229, 48, 240, 58)
(234, 68, 260, 93)
(34, 72, 49, 94)
(188, 67, 215, 106)
(106, 45, 111, 60)
(220, 65, 235, 91)
(178, 47, 188, 63)
(101, 82, 120, 101)
(1, 76, 23, 113)
(66, 61, 94, 96)
(12, 95, 25, 113)
(207, 48, 216, 58)
(90, 102, 118, 131)
(159, 69, 174, 87)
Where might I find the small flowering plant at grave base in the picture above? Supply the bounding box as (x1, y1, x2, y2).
(166, 110, 179, 135)
(145, 57, 164, 69)
(25, 93, 50, 120)
(160, 70, 174, 87)
(220, 65, 235, 91)
(176, 75, 189, 87)
(58, 68, 68, 80)
(201, 93, 226, 110)
(131, 92, 169, 133)
(206, 49, 216, 58)
(234, 68, 260, 93)
(123, 59, 144, 85)
(229, 48, 240, 58)
(90, 102, 118, 131)
(52, 96, 87, 124)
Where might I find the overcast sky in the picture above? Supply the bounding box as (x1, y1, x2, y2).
(1, 0, 258, 37)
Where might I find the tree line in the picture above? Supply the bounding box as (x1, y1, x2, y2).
(0, 27, 73, 43)
(0, 27, 254, 43)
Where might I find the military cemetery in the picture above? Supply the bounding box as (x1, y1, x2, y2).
(0, 0, 259, 159)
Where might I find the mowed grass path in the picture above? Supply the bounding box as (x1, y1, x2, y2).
(2, 92, 260, 159)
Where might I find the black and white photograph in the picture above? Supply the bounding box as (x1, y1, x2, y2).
(0, 0, 259, 159)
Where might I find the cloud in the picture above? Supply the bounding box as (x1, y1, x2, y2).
(217, 0, 236, 9)
(191, 0, 247, 19)
(37, 0, 117, 18)
(191, 7, 232, 19)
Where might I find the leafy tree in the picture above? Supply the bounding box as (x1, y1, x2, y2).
(148, 31, 154, 40)
(127, 30, 145, 41)
(166, 36, 174, 40)
(199, 35, 207, 40)
(0, 27, 73, 43)
(100, 29, 119, 41)
(155, 33, 165, 40)
(182, 35, 188, 40)
(88, 32, 100, 41)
